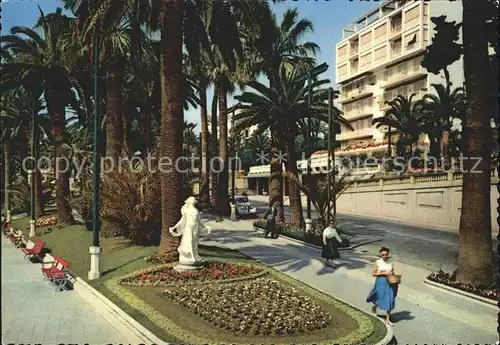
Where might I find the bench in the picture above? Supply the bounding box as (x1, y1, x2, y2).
(41, 256, 70, 292)
(22, 240, 45, 262)
(2, 221, 11, 236)
(8, 232, 24, 247)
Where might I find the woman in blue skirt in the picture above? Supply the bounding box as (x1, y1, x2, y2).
(366, 247, 399, 325)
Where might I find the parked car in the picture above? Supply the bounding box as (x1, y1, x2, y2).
(232, 195, 258, 218)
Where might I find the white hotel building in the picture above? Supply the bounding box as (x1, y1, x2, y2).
(335, 0, 464, 157)
(244, 0, 499, 194)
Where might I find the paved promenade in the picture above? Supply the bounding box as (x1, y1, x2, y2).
(1, 235, 142, 344)
(203, 218, 498, 344)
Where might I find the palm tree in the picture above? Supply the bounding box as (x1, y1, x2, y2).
(456, 0, 493, 285)
(372, 94, 423, 163)
(251, 7, 319, 88)
(184, 53, 211, 208)
(418, 83, 465, 162)
(1, 8, 77, 225)
(1, 88, 50, 218)
(233, 65, 350, 227)
(245, 131, 271, 164)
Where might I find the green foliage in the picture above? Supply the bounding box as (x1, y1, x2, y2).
(421, 15, 462, 82)
(373, 94, 423, 157)
(72, 152, 194, 245)
(10, 180, 53, 214)
(285, 172, 355, 226)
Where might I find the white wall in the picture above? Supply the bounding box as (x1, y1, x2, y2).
(334, 173, 498, 234)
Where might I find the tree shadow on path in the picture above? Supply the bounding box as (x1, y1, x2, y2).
(203, 226, 380, 275)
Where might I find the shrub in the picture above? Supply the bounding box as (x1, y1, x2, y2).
(10, 180, 53, 214)
(427, 270, 497, 301)
(253, 220, 351, 248)
(72, 153, 194, 245)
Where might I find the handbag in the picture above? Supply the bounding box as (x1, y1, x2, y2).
(387, 274, 401, 285)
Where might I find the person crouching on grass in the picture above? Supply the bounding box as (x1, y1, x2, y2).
(322, 220, 343, 268)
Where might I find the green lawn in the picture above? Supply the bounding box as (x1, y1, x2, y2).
(11, 216, 386, 344)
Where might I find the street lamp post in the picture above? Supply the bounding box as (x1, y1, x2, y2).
(327, 88, 340, 223)
(327, 89, 332, 223)
(306, 72, 312, 222)
(4, 128, 11, 223)
(88, 35, 101, 280)
(497, 162, 500, 339)
(231, 115, 236, 202)
(29, 105, 36, 237)
(298, 63, 328, 231)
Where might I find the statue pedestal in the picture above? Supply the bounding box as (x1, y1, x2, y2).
(173, 261, 204, 273)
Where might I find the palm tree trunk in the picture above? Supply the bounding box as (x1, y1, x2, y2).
(387, 126, 392, 157)
(286, 134, 304, 228)
(210, 90, 219, 207)
(157, 0, 183, 263)
(33, 127, 44, 217)
(456, 0, 493, 285)
(122, 106, 134, 155)
(441, 130, 449, 162)
(3, 132, 11, 219)
(34, 170, 44, 218)
(215, 87, 230, 216)
(269, 127, 284, 223)
(141, 106, 152, 155)
(199, 85, 210, 208)
(45, 88, 74, 225)
(105, 62, 124, 167)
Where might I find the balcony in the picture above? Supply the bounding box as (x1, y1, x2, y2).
(338, 128, 376, 141)
(350, 44, 359, 55)
(390, 19, 402, 33)
(381, 64, 426, 89)
(390, 46, 402, 58)
(338, 84, 374, 104)
(378, 90, 426, 110)
(343, 106, 373, 119)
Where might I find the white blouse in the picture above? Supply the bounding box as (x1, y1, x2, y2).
(375, 258, 393, 273)
(322, 226, 342, 244)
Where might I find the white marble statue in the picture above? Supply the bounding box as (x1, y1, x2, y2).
(169, 196, 211, 265)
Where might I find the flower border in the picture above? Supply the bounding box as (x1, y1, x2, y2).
(117, 262, 269, 287)
(106, 264, 381, 345)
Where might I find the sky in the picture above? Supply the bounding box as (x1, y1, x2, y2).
(1, 0, 375, 133)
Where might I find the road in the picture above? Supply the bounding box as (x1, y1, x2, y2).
(248, 196, 498, 273)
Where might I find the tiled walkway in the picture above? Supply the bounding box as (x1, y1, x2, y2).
(1, 235, 141, 344)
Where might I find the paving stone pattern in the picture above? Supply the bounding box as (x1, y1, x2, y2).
(1, 236, 141, 345)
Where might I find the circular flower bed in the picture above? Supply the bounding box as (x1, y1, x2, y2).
(427, 270, 497, 301)
(120, 262, 265, 287)
(163, 277, 331, 335)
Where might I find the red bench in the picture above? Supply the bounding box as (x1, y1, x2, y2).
(2, 221, 11, 236)
(41, 256, 70, 292)
(22, 240, 45, 262)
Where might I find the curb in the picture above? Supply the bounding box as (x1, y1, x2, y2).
(423, 278, 497, 309)
(301, 283, 394, 345)
(71, 276, 168, 344)
(252, 226, 356, 251)
(13, 234, 168, 345)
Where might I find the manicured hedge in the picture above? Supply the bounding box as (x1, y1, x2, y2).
(253, 220, 351, 248)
